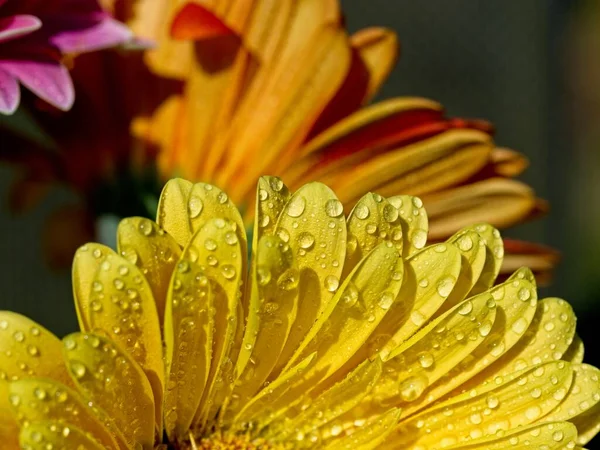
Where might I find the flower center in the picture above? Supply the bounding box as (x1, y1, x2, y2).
(196, 434, 280, 449)
(159, 432, 286, 450)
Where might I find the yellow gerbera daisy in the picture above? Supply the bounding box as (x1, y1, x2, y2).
(1, 177, 597, 449)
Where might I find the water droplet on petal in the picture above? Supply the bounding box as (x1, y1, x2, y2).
(188, 196, 203, 218)
(297, 232, 315, 250)
(354, 204, 370, 220)
(287, 196, 306, 218)
(324, 275, 339, 293)
(325, 199, 344, 218)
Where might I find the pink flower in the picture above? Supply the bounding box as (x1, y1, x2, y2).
(0, 0, 132, 114)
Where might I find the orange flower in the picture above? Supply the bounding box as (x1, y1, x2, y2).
(131, 1, 557, 279)
(2, 1, 558, 279)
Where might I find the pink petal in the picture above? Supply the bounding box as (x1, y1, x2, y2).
(1, 60, 74, 111)
(48, 17, 132, 53)
(0, 67, 20, 114)
(0, 15, 42, 43)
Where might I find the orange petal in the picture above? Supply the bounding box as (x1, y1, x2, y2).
(306, 47, 369, 139)
(171, 3, 237, 40)
(219, 26, 352, 201)
(351, 27, 399, 102)
(500, 239, 560, 285)
(423, 178, 539, 241)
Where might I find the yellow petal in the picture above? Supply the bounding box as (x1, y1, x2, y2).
(571, 402, 600, 445)
(233, 352, 317, 431)
(228, 235, 299, 416)
(187, 217, 244, 427)
(0, 382, 19, 450)
(186, 183, 248, 311)
(8, 378, 122, 449)
(371, 292, 496, 414)
(163, 257, 213, 439)
(271, 183, 347, 375)
(439, 228, 486, 313)
(401, 276, 538, 417)
(345, 193, 405, 273)
(273, 358, 382, 442)
(350, 27, 399, 101)
(468, 223, 504, 296)
(251, 176, 292, 240)
(63, 332, 155, 449)
(564, 335, 585, 364)
(19, 421, 106, 450)
(394, 361, 573, 448)
(0, 312, 71, 386)
(545, 364, 600, 423)
(324, 408, 401, 450)
(476, 297, 576, 381)
(387, 195, 429, 257)
(284, 241, 403, 388)
(156, 178, 193, 247)
(439, 421, 578, 450)
(116, 217, 181, 324)
(79, 245, 164, 432)
(72, 243, 113, 331)
(377, 243, 462, 360)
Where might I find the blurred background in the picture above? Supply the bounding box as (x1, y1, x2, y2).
(0, 0, 599, 435)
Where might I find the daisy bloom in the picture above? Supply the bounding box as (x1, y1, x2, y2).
(4, 0, 557, 280)
(0, 176, 597, 449)
(0, 0, 132, 114)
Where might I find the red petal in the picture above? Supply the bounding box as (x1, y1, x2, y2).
(307, 47, 370, 139)
(170, 3, 236, 41)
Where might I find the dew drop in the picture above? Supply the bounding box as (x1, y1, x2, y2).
(399, 376, 427, 401)
(341, 282, 360, 307)
(418, 351, 434, 368)
(188, 196, 203, 218)
(270, 178, 284, 192)
(325, 199, 344, 218)
(217, 192, 228, 204)
(138, 219, 153, 236)
(324, 275, 339, 293)
(478, 321, 493, 337)
(436, 276, 454, 298)
(383, 204, 399, 222)
(410, 310, 426, 326)
(378, 292, 394, 310)
(204, 239, 217, 251)
(525, 405, 541, 420)
(225, 232, 238, 245)
(457, 235, 474, 251)
(412, 229, 427, 249)
(277, 269, 299, 291)
(458, 301, 473, 316)
(287, 196, 306, 218)
(354, 204, 370, 220)
(297, 232, 315, 250)
(221, 265, 237, 280)
(512, 318, 528, 335)
(366, 223, 378, 235)
(256, 266, 271, 286)
(70, 362, 86, 379)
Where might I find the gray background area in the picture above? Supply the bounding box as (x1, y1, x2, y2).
(1, 0, 599, 394)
